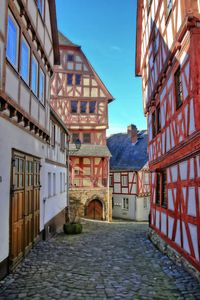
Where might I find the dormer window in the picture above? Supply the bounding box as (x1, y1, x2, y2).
(38, 0, 44, 18)
(68, 54, 74, 62)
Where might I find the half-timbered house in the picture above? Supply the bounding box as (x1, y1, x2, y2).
(51, 32, 113, 221)
(136, 0, 200, 272)
(0, 0, 61, 279)
(107, 125, 150, 221)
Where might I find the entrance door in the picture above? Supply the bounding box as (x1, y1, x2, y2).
(10, 151, 40, 269)
(86, 199, 103, 220)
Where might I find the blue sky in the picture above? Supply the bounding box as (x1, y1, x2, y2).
(56, 0, 146, 136)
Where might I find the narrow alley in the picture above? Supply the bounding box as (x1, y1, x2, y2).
(0, 221, 200, 300)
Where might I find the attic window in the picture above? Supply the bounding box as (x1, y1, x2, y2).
(68, 54, 74, 62)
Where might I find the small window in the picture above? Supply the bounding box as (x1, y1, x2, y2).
(60, 172, 62, 193)
(48, 172, 51, 197)
(89, 101, 96, 113)
(31, 56, 38, 95)
(67, 73, 73, 85)
(75, 74, 81, 85)
(51, 122, 56, 147)
(121, 174, 128, 187)
(72, 133, 79, 144)
(83, 133, 91, 144)
(166, 0, 172, 17)
(157, 106, 161, 132)
(71, 101, 78, 113)
(21, 37, 30, 83)
(39, 69, 45, 104)
(80, 101, 87, 113)
(67, 54, 74, 62)
(38, 0, 44, 17)
(122, 198, 129, 210)
(152, 111, 156, 138)
(161, 170, 167, 208)
(175, 67, 183, 109)
(53, 173, 56, 195)
(156, 173, 161, 205)
(7, 12, 19, 68)
(109, 174, 113, 187)
(60, 131, 65, 151)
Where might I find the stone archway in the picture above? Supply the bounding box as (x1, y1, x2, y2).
(85, 198, 103, 220)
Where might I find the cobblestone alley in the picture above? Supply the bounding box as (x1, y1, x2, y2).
(0, 221, 200, 300)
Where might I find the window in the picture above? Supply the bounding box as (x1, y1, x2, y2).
(157, 106, 161, 132)
(75, 74, 81, 85)
(71, 101, 78, 113)
(144, 198, 148, 209)
(21, 37, 30, 83)
(89, 101, 96, 113)
(39, 69, 45, 104)
(109, 174, 113, 187)
(67, 54, 74, 62)
(121, 174, 128, 187)
(175, 67, 183, 109)
(72, 133, 79, 144)
(7, 12, 19, 68)
(60, 172, 62, 193)
(60, 131, 65, 151)
(67, 73, 73, 85)
(48, 172, 51, 197)
(38, 0, 44, 17)
(31, 56, 38, 95)
(161, 170, 167, 208)
(122, 198, 129, 210)
(63, 173, 65, 192)
(166, 0, 172, 17)
(156, 173, 161, 205)
(152, 111, 156, 138)
(53, 173, 56, 195)
(83, 133, 91, 144)
(51, 122, 56, 147)
(80, 101, 87, 113)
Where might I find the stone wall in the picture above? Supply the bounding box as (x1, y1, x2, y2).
(148, 228, 200, 282)
(69, 188, 112, 222)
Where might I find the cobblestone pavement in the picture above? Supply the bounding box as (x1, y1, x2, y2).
(1, 221, 200, 300)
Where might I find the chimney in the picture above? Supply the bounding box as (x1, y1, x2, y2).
(127, 124, 138, 144)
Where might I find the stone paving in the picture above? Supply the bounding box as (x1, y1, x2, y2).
(0, 221, 200, 299)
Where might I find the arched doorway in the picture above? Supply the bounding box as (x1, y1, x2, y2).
(86, 199, 103, 220)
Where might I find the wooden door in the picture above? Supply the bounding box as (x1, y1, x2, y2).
(10, 152, 40, 269)
(86, 199, 103, 220)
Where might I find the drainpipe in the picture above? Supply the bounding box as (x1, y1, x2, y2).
(107, 157, 110, 222)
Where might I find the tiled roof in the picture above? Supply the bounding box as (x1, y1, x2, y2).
(58, 31, 80, 47)
(107, 131, 148, 171)
(69, 144, 111, 157)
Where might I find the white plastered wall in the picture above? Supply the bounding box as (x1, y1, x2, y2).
(135, 196, 150, 221)
(112, 194, 136, 220)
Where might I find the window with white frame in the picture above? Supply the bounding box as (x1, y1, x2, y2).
(39, 68, 45, 104)
(53, 173, 56, 195)
(7, 11, 19, 68)
(31, 55, 38, 95)
(48, 172, 51, 197)
(121, 174, 128, 187)
(63, 172, 65, 192)
(60, 172, 62, 193)
(122, 198, 129, 210)
(21, 37, 30, 83)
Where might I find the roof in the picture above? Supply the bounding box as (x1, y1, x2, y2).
(69, 144, 111, 157)
(135, 0, 143, 76)
(58, 31, 80, 47)
(107, 131, 148, 171)
(48, 0, 60, 65)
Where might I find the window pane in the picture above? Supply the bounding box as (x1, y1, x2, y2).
(39, 69, 45, 104)
(71, 101, 78, 113)
(89, 101, 96, 113)
(83, 133, 91, 144)
(81, 101, 87, 113)
(21, 38, 29, 83)
(67, 54, 74, 62)
(31, 56, 38, 95)
(72, 133, 79, 143)
(7, 14, 18, 67)
(67, 73, 73, 85)
(76, 74, 81, 85)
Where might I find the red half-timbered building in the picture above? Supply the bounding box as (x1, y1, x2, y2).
(51, 32, 113, 221)
(107, 125, 150, 221)
(136, 0, 200, 271)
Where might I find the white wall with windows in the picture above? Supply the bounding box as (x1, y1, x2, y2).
(43, 163, 67, 227)
(112, 195, 136, 220)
